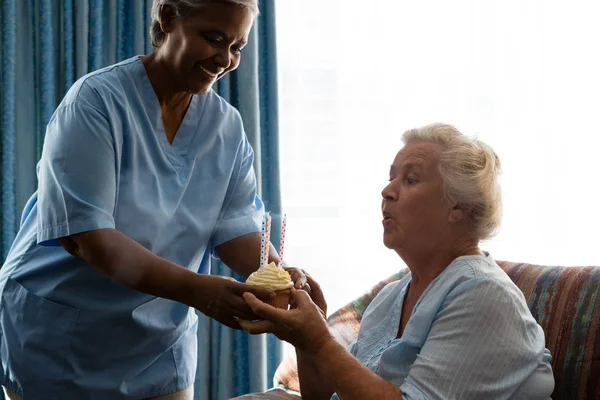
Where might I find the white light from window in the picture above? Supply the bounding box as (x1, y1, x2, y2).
(276, 0, 600, 314)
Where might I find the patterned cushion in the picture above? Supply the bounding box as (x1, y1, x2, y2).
(499, 262, 600, 400)
(245, 262, 600, 400)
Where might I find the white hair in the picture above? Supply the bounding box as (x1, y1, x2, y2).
(402, 123, 502, 240)
(150, 0, 260, 48)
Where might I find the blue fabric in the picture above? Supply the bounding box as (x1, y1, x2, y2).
(0, 1, 283, 399)
(332, 254, 555, 400)
(1, 0, 17, 263)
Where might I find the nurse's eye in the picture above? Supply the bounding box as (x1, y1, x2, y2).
(231, 46, 243, 54)
(204, 34, 223, 46)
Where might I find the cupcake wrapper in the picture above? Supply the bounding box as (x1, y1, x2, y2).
(266, 289, 291, 310)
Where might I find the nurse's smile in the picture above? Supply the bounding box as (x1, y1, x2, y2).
(198, 65, 222, 82)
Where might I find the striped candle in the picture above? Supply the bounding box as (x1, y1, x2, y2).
(259, 214, 266, 269)
(278, 214, 287, 268)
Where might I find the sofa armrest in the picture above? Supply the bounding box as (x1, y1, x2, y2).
(231, 388, 301, 400)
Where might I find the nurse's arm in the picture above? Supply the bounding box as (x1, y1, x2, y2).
(59, 228, 200, 300)
(214, 232, 280, 278)
(58, 228, 274, 328)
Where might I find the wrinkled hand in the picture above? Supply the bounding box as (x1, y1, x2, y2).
(283, 265, 311, 293)
(293, 272, 327, 316)
(283, 266, 328, 315)
(193, 275, 275, 330)
(239, 289, 333, 354)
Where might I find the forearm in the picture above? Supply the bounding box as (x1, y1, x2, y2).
(63, 229, 201, 306)
(296, 349, 335, 400)
(313, 339, 403, 400)
(215, 232, 280, 278)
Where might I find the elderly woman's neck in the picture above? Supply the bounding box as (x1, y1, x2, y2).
(401, 241, 483, 289)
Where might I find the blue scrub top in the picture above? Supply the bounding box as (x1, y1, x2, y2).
(0, 57, 264, 399)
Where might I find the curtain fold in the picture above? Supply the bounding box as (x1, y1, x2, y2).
(0, 0, 282, 398)
(1, 0, 17, 262)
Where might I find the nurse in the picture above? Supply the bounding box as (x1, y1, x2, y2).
(0, 0, 304, 399)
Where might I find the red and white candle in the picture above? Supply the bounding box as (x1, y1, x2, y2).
(263, 212, 272, 267)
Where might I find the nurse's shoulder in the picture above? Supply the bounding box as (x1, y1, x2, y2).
(59, 57, 141, 114)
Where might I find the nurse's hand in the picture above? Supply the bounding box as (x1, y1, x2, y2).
(194, 275, 275, 330)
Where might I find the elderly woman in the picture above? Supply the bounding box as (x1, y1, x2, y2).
(0, 0, 307, 399)
(241, 124, 555, 399)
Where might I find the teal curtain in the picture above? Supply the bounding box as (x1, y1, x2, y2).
(0, 0, 155, 261)
(0, 0, 282, 398)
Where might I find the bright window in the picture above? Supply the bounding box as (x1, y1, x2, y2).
(276, 0, 600, 313)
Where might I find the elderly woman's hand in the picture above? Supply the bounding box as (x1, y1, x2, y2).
(282, 263, 311, 293)
(292, 272, 327, 315)
(239, 288, 333, 354)
(282, 264, 329, 315)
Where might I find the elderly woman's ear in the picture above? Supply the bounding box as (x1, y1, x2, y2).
(448, 204, 471, 223)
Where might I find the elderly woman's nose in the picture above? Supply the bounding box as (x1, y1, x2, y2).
(381, 182, 397, 201)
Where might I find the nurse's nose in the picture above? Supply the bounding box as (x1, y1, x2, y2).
(214, 48, 233, 70)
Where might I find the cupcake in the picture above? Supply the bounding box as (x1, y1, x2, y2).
(246, 262, 294, 309)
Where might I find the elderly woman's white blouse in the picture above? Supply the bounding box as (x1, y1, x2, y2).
(331, 253, 554, 400)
